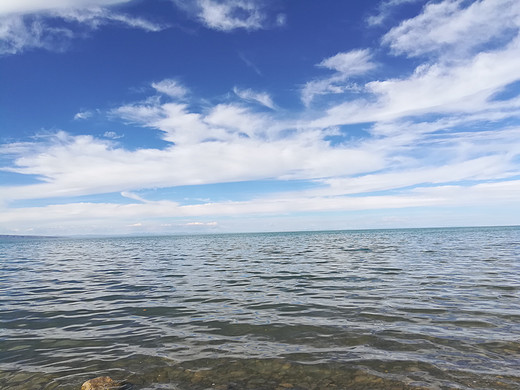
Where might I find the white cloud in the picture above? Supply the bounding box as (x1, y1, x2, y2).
(103, 131, 124, 139)
(302, 49, 375, 106)
(3, 49, 520, 207)
(275, 13, 286, 27)
(121, 191, 148, 203)
(319, 50, 376, 75)
(0, 1, 164, 55)
(152, 79, 189, 99)
(56, 7, 165, 32)
(238, 52, 262, 75)
(74, 110, 93, 120)
(312, 36, 520, 127)
(233, 87, 275, 109)
(332, 0, 520, 137)
(0, 117, 385, 203)
(114, 97, 277, 145)
(313, 154, 519, 197)
(186, 221, 218, 226)
(0, 14, 74, 54)
(1, 179, 519, 235)
(0, 0, 131, 16)
(367, 0, 425, 26)
(1, 105, 519, 234)
(123, 101, 211, 145)
(382, 0, 520, 57)
(172, 0, 280, 32)
(196, 0, 263, 31)
(113, 99, 165, 125)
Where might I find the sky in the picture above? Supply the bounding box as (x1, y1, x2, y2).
(0, 0, 519, 236)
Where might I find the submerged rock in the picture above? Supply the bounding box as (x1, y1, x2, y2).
(80, 376, 122, 390)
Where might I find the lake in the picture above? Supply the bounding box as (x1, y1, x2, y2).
(1, 227, 519, 389)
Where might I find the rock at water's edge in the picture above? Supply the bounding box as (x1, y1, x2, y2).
(81, 376, 121, 390)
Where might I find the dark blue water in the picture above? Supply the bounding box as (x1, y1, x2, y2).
(1, 227, 519, 389)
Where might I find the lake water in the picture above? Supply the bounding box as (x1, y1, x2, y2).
(1, 227, 519, 389)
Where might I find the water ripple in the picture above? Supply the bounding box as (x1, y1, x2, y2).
(1, 227, 519, 389)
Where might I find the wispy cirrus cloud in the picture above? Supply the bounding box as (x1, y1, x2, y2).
(0, 0, 165, 55)
(0, 14, 73, 54)
(312, 29, 520, 128)
(233, 87, 275, 109)
(301, 49, 376, 106)
(197, 0, 263, 31)
(382, 0, 520, 58)
(367, 0, 425, 26)
(0, 0, 131, 15)
(172, 0, 284, 32)
(185, 221, 218, 226)
(103, 131, 124, 139)
(152, 79, 189, 99)
(1, 179, 519, 234)
(55, 7, 165, 32)
(74, 110, 93, 120)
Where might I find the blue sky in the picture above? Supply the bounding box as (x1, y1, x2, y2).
(1, 0, 519, 235)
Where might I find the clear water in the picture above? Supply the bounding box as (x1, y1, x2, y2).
(1, 227, 519, 389)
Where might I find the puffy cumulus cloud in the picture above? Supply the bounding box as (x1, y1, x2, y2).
(172, 0, 283, 32)
(382, 0, 520, 58)
(0, 0, 164, 55)
(302, 49, 376, 106)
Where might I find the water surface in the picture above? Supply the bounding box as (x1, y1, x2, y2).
(1, 227, 519, 389)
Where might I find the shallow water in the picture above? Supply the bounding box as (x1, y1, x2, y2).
(1, 227, 519, 389)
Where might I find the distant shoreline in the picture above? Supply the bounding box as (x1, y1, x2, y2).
(0, 235, 60, 239)
(1, 225, 518, 240)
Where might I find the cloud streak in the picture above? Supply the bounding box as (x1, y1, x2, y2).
(1, 179, 519, 234)
(0, 1, 165, 55)
(233, 87, 275, 109)
(382, 0, 520, 58)
(172, 0, 283, 32)
(312, 36, 520, 128)
(302, 49, 376, 106)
